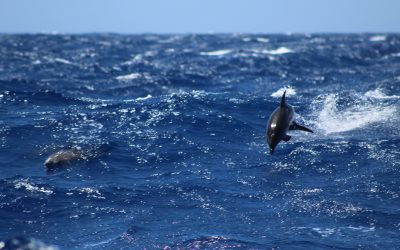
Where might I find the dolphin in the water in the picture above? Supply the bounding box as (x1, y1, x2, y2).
(44, 144, 111, 171)
(44, 148, 83, 169)
(266, 90, 313, 154)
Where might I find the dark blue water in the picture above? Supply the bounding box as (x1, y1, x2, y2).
(0, 34, 399, 249)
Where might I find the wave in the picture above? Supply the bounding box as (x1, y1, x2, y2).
(2, 34, 400, 249)
(314, 92, 397, 135)
(0, 236, 58, 250)
(53, 57, 73, 65)
(135, 94, 152, 101)
(1, 90, 89, 106)
(369, 35, 387, 42)
(200, 49, 232, 56)
(364, 88, 400, 99)
(171, 235, 261, 249)
(14, 178, 54, 195)
(262, 47, 293, 55)
(115, 73, 151, 81)
(256, 37, 269, 43)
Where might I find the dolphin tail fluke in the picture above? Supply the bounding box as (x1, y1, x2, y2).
(289, 121, 314, 133)
(280, 90, 287, 107)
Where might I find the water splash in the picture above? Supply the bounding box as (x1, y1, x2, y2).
(271, 86, 297, 98)
(365, 88, 400, 99)
(316, 93, 396, 134)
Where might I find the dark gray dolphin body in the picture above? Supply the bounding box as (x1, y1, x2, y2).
(43, 144, 111, 171)
(266, 91, 313, 154)
(44, 148, 83, 169)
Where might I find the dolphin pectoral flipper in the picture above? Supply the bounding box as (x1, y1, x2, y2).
(283, 135, 291, 142)
(289, 121, 314, 133)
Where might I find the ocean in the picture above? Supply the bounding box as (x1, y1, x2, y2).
(0, 33, 399, 249)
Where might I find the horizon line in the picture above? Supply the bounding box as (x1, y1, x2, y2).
(0, 31, 397, 36)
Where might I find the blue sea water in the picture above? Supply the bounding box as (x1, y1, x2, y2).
(0, 33, 399, 249)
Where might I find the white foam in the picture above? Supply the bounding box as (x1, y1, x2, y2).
(271, 86, 297, 98)
(312, 227, 335, 237)
(364, 88, 400, 99)
(115, 73, 142, 81)
(83, 237, 115, 248)
(369, 35, 387, 42)
(136, 94, 152, 101)
(78, 187, 105, 199)
(316, 94, 396, 134)
(200, 49, 232, 56)
(262, 47, 293, 55)
(15, 179, 53, 195)
(54, 58, 73, 64)
(121, 55, 143, 65)
(256, 37, 269, 43)
(347, 226, 375, 232)
(303, 188, 322, 194)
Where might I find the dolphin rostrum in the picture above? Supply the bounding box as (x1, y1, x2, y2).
(266, 90, 313, 154)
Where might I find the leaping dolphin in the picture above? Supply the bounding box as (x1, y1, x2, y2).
(266, 90, 313, 154)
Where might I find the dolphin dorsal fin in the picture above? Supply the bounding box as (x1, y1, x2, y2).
(280, 90, 287, 107)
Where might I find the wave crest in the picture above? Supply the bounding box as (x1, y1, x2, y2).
(315, 92, 397, 135)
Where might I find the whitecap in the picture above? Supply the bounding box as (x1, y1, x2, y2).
(136, 94, 152, 101)
(121, 54, 143, 65)
(303, 188, 323, 194)
(115, 73, 142, 81)
(364, 88, 400, 99)
(312, 227, 335, 237)
(14, 179, 53, 195)
(165, 48, 175, 53)
(83, 237, 116, 248)
(369, 35, 387, 42)
(229, 98, 245, 104)
(84, 85, 95, 91)
(144, 50, 157, 57)
(271, 86, 296, 98)
(200, 49, 232, 56)
(256, 37, 269, 43)
(347, 226, 375, 232)
(316, 94, 396, 134)
(77, 187, 105, 199)
(54, 58, 73, 64)
(262, 47, 293, 55)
